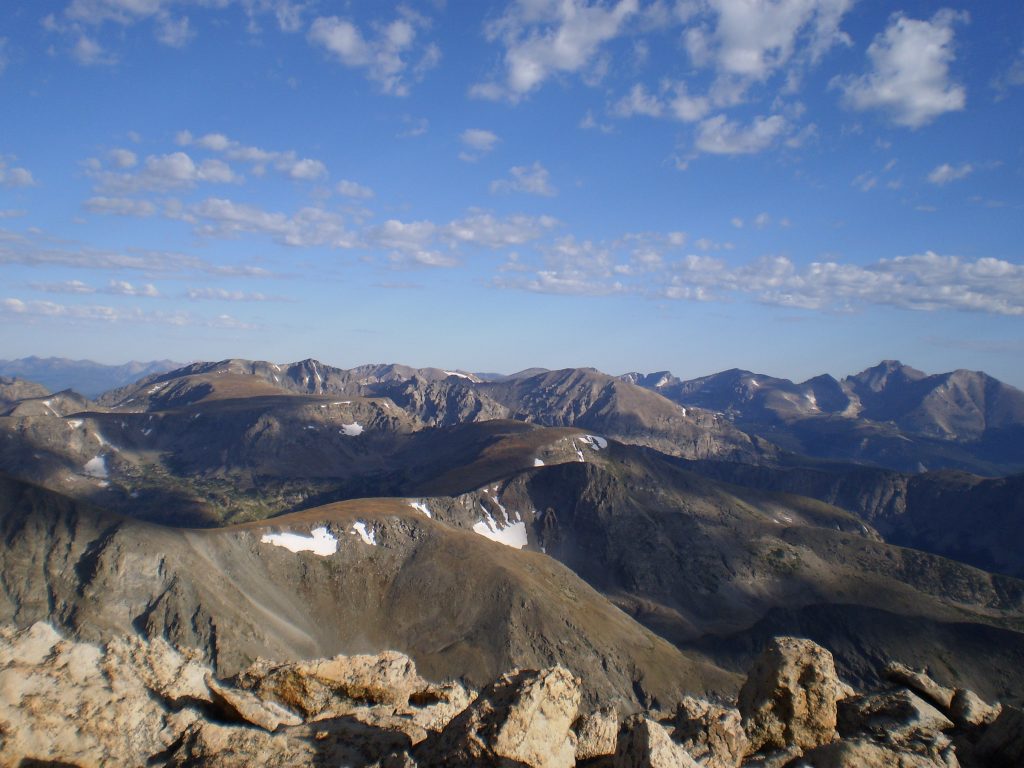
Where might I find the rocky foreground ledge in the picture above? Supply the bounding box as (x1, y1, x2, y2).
(1, 624, 1022, 767)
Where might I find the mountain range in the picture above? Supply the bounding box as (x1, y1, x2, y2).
(1, 355, 1024, 722)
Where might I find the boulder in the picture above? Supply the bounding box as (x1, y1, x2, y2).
(0, 624, 180, 766)
(975, 705, 1024, 767)
(166, 721, 317, 768)
(236, 651, 426, 715)
(575, 707, 620, 761)
(793, 737, 956, 768)
(206, 673, 303, 732)
(949, 688, 1001, 730)
(883, 662, 955, 711)
(417, 666, 581, 768)
(104, 633, 212, 705)
(737, 637, 848, 753)
(837, 690, 953, 744)
(836, 690, 955, 767)
(613, 715, 700, 768)
(669, 696, 747, 768)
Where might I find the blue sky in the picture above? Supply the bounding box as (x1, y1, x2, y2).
(1, 0, 1023, 385)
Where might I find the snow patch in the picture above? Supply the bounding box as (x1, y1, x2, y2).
(533, 458, 545, 467)
(579, 434, 607, 450)
(443, 370, 472, 380)
(351, 521, 376, 545)
(472, 513, 528, 549)
(67, 419, 83, 429)
(83, 456, 108, 479)
(408, 500, 432, 518)
(260, 527, 338, 556)
(573, 440, 585, 462)
(340, 422, 364, 436)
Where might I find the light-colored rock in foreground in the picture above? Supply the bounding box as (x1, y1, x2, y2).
(737, 636, 848, 754)
(613, 715, 700, 768)
(416, 666, 582, 768)
(574, 707, 620, 761)
(668, 695, 747, 768)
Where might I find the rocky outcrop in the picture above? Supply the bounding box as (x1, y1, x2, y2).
(416, 666, 581, 768)
(737, 636, 848, 753)
(574, 707, 619, 761)
(0, 626, 1017, 768)
(612, 715, 700, 768)
(667, 696, 747, 768)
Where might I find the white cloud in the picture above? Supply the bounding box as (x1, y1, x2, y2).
(89, 151, 240, 193)
(72, 34, 115, 65)
(707, 0, 854, 81)
(480, 0, 639, 100)
(730, 217, 744, 229)
(2, 296, 256, 329)
(445, 212, 559, 248)
(180, 197, 358, 248)
(308, 11, 440, 96)
(459, 128, 500, 161)
(753, 212, 771, 229)
(156, 14, 192, 47)
(178, 131, 327, 180)
(613, 83, 663, 117)
(490, 162, 557, 196)
(106, 279, 159, 297)
(84, 196, 157, 217)
(496, 232, 1024, 316)
(695, 114, 789, 154)
(186, 287, 279, 302)
(371, 218, 454, 267)
(837, 10, 967, 128)
(0, 224, 274, 277)
(927, 162, 973, 185)
(31, 279, 96, 295)
(108, 148, 138, 168)
(0, 158, 37, 188)
(336, 179, 374, 199)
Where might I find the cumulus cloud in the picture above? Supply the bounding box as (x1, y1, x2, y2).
(370, 218, 453, 267)
(836, 10, 967, 128)
(308, 10, 440, 96)
(177, 131, 326, 180)
(108, 148, 138, 168)
(88, 151, 240, 193)
(0, 157, 37, 188)
(477, 0, 639, 101)
(177, 197, 358, 248)
(695, 114, 789, 154)
(84, 196, 157, 217)
(927, 162, 973, 185)
(613, 83, 663, 117)
(106, 279, 159, 297)
(445, 212, 558, 248)
(336, 179, 374, 199)
(497, 233, 1024, 316)
(703, 0, 854, 82)
(459, 129, 500, 161)
(490, 162, 557, 196)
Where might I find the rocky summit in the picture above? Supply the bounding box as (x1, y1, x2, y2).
(4, 625, 1022, 768)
